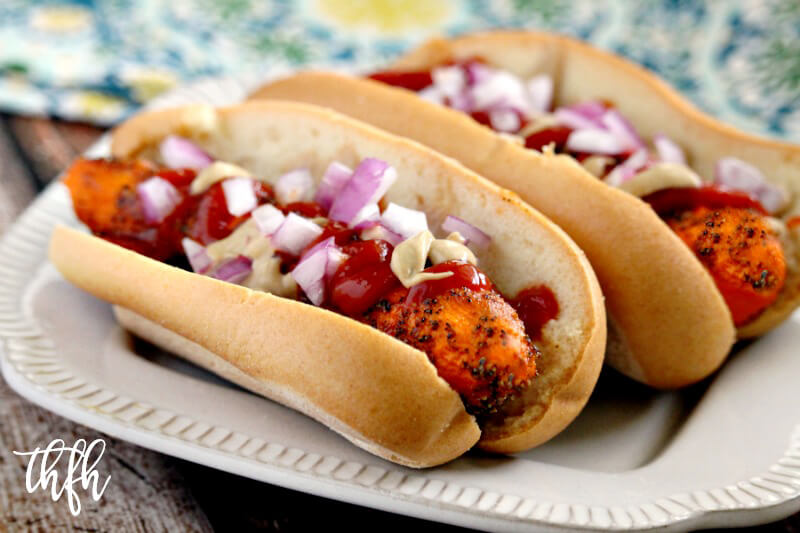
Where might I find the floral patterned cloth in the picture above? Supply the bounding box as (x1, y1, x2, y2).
(0, 0, 798, 140)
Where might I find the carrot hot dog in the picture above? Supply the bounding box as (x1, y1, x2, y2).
(251, 30, 800, 388)
(49, 101, 606, 466)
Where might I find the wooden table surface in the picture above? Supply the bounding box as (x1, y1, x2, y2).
(0, 114, 796, 532)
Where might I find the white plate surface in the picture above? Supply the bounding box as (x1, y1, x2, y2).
(2, 77, 800, 532)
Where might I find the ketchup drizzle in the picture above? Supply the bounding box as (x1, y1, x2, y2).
(510, 286, 559, 341)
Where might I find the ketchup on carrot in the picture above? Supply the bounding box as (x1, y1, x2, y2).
(405, 261, 493, 304)
(643, 184, 768, 216)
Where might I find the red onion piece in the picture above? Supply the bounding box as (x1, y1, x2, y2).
(565, 101, 607, 122)
(302, 236, 349, 279)
(275, 168, 313, 205)
(526, 74, 553, 114)
(181, 237, 212, 274)
(554, 108, 601, 131)
(600, 109, 645, 151)
(212, 255, 252, 284)
(565, 129, 626, 155)
(715, 157, 788, 214)
(271, 212, 323, 255)
(715, 157, 766, 192)
(447, 90, 473, 112)
(159, 135, 213, 170)
(251, 203, 285, 235)
(222, 177, 257, 216)
(757, 187, 789, 214)
(292, 248, 327, 305)
(441, 215, 491, 250)
(329, 158, 397, 224)
(469, 71, 528, 113)
(137, 176, 181, 224)
(380, 202, 428, 239)
(360, 223, 404, 246)
(604, 148, 651, 187)
(653, 133, 686, 164)
(464, 62, 492, 85)
(431, 65, 466, 98)
(489, 109, 521, 132)
(326, 247, 348, 279)
(350, 203, 381, 229)
(315, 161, 353, 210)
(292, 237, 347, 306)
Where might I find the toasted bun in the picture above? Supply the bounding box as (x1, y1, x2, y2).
(251, 76, 736, 388)
(51, 101, 606, 464)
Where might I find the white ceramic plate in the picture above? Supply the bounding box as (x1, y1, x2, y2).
(2, 77, 800, 532)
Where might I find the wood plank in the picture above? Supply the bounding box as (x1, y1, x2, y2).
(0, 119, 37, 231)
(0, 379, 213, 532)
(54, 120, 105, 155)
(4, 115, 88, 187)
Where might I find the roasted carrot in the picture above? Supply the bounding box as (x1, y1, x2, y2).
(666, 205, 786, 326)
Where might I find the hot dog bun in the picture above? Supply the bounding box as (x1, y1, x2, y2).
(250, 77, 735, 389)
(251, 30, 799, 387)
(49, 101, 606, 465)
(383, 31, 800, 342)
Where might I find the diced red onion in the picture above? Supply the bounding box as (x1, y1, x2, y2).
(757, 186, 789, 214)
(489, 109, 521, 132)
(653, 133, 686, 164)
(565, 101, 607, 122)
(329, 158, 397, 224)
(604, 148, 651, 187)
(715, 157, 767, 192)
(302, 236, 335, 259)
(600, 109, 645, 151)
(380, 202, 428, 239)
(222, 177, 257, 216)
(554, 108, 602, 131)
(565, 129, 626, 155)
(275, 168, 313, 205)
(469, 71, 528, 112)
(212, 255, 252, 284)
(292, 247, 327, 305)
(181, 237, 212, 274)
(441, 215, 491, 250)
(526, 74, 553, 114)
(464, 62, 492, 85)
(291, 237, 347, 306)
(326, 247, 348, 278)
(159, 135, 213, 170)
(464, 61, 494, 86)
(251, 203, 285, 235)
(137, 176, 181, 224)
(431, 65, 466, 98)
(447, 91, 473, 112)
(715, 157, 788, 214)
(271, 213, 323, 255)
(315, 161, 353, 210)
(360, 223, 404, 246)
(302, 236, 348, 279)
(350, 203, 381, 229)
